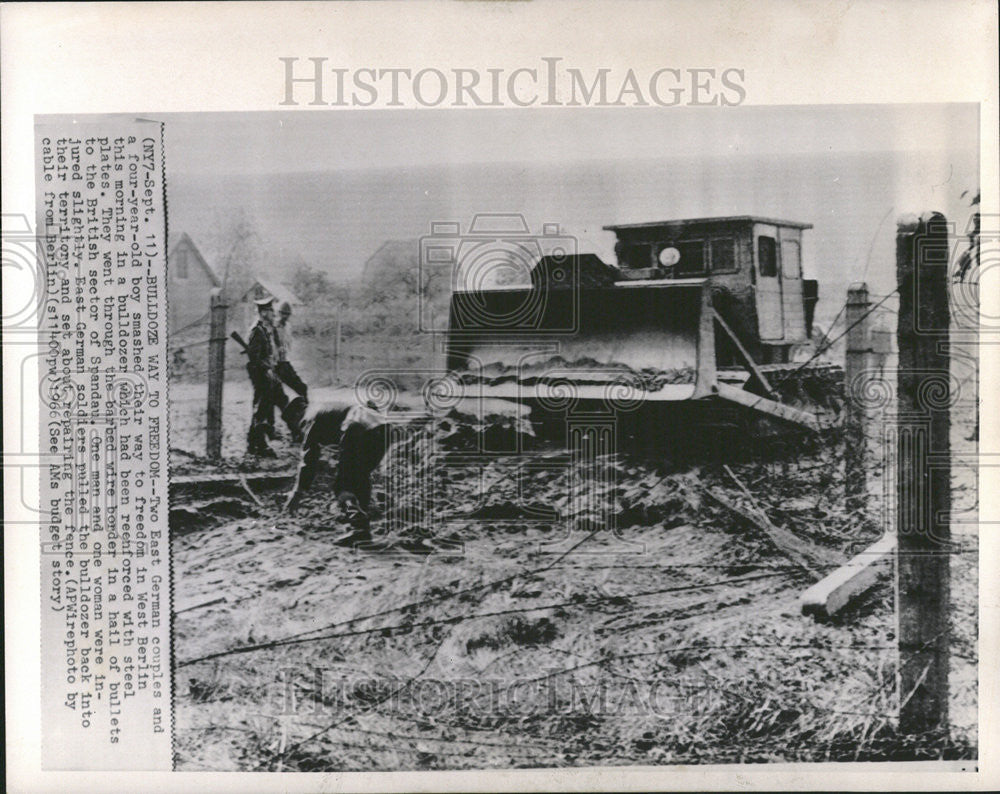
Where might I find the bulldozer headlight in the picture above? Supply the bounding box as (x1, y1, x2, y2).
(659, 246, 681, 267)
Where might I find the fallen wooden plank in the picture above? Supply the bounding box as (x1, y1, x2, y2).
(800, 534, 896, 618)
(170, 471, 297, 502)
(702, 486, 821, 578)
(238, 474, 266, 508)
(714, 382, 822, 432)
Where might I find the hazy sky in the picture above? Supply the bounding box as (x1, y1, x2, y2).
(163, 104, 979, 329)
(165, 104, 977, 174)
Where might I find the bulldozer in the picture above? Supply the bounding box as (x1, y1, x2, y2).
(443, 215, 840, 443)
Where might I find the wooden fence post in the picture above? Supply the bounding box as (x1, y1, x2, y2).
(844, 283, 872, 507)
(334, 317, 342, 386)
(895, 212, 951, 733)
(206, 288, 228, 460)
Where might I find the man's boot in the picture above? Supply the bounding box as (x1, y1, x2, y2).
(248, 425, 276, 458)
(332, 492, 371, 545)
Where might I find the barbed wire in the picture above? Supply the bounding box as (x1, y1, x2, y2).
(171, 363, 248, 380)
(167, 311, 212, 338)
(178, 524, 608, 667)
(261, 627, 450, 770)
(168, 337, 213, 354)
(772, 288, 900, 390)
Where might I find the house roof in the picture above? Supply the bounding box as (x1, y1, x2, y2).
(168, 233, 222, 286)
(241, 277, 302, 307)
(361, 239, 417, 282)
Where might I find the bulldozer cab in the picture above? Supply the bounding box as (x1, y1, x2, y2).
(606, 216, 815, 363)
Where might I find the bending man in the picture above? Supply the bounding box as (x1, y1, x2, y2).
(283, 401, 391, 543)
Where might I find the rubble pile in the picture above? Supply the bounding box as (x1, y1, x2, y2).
(270, 393, 871, 561)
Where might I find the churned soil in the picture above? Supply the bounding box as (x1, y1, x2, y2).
(169, 381, 978, 771)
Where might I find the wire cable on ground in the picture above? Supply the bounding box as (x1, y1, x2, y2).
(177, 570, 796, 667)
(260, 625, 450, 770)
(180, 469, 688, 664)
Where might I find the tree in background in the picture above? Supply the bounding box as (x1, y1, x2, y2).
(200, 208, 266, 304)
(291, 259, 351, 340)
(291, 258, 337, 304)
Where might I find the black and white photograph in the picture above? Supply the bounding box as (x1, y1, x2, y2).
(161, 104, 980, 770)
(3, 2, 997, 791)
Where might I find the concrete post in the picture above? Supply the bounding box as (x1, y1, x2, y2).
(845, 283, 872, 508)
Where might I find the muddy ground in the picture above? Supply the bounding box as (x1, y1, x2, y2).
(169, 379, 978, 771)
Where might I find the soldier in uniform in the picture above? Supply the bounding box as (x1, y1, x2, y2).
(282, 400, 390, 544)
(245, 297, 307, 456)
(245, 297, 282, 457)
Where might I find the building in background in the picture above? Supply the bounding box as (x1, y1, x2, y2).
(167, 233, 222, 335)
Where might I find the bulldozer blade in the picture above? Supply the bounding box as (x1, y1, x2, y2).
(447, 279, 717, 403)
